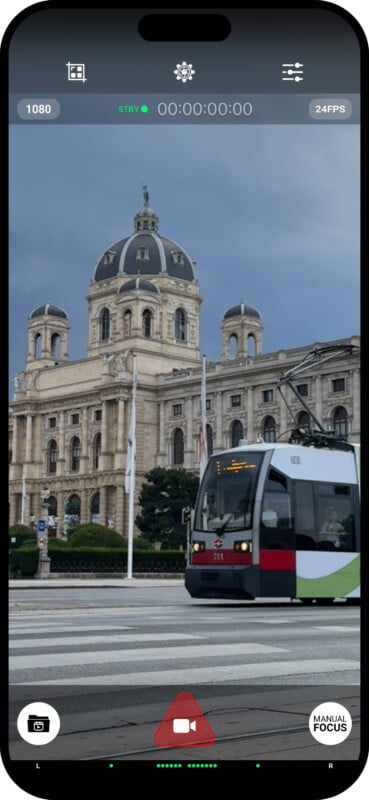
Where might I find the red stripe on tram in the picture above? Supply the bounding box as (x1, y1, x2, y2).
(259, 550, 296, 571)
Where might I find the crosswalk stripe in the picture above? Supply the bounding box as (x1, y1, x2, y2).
(9, 632, 203, 649)
(9, 642, 287, 671)
(9, 625, 134, 635)
(17, 658, 359, 686)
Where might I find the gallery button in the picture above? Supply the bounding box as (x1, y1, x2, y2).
(309, 99, 352, 120)
(17, 99, 60, 120)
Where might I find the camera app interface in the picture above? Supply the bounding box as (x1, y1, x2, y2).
(8, 7, 361, 775)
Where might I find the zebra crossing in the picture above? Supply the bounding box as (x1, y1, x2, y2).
(9, 607, 360, 688)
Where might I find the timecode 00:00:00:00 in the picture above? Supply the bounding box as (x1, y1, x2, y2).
(157, 101, 253, 116)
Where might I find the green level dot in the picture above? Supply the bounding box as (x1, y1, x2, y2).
(141, 105, 149, 112)
(256, 763, 261, 768)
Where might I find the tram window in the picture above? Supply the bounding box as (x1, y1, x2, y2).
(314, 483, 355, 551)
(294, 481, 316, 551)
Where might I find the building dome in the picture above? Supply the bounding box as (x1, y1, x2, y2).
(92, 190, 196, 284)
(29, 304, 68, 320)
(119, 277, 160, 294)
(223, 302, 261, 320)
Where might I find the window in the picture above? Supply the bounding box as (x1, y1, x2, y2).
(49, 417, 57, 428)
(231, 394, 241, 407)
(296, 410, 310, 429)
(231, 419, 243, 447)
(94, 409, 102, 422)
(93, 432, 101, 469)
(333, 406, 349, 437)
(47, 439, 57, 474)
(136, 246, 149, 261)
(171, 250, 184, 264)
(296, 383, 308, 397)
(173, 428, 184, 465)
(293, 480, 356, 551)
(124, 310, 132, 336)
(71, 413, 79, 425)
(100, 307, 110, 341)
(206, 398, 211, 412)
(206, 423, 213, 457)
(173, 403, 182, 416)
(332, 378, 345, 393)
(262, 389, 273, 403)
(261, 467, 294, 549)
(70, 436, 81, 472)
(142, 309, 152, 337)
(263, 415, 276, 443)
(90, 492, 100, 523)
(175, 308, 186, 341)
(103, 250, 115, 265)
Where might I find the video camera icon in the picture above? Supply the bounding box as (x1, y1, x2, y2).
(173, 718, 197, 734)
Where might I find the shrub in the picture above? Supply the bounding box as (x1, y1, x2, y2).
(9, 524, 37, 549)
(67, 524, 153, 550)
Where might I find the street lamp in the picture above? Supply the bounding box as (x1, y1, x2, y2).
(36, 488, 51, 578)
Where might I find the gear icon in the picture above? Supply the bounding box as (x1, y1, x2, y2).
(173, 62, 196, 83)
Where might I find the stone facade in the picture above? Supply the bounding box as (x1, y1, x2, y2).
(8, 199, 360, 536)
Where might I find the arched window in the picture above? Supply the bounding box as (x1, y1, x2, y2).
(51, 333, 61, 360)
(34, 333, 42, 359)
(100, 308, 110, 341)
(263, 415, 276, 443)
(47, 439, 57, 473)
(333, 406, 348, 438)
(48, 495, 57, 516)
(173, 428, 184, 465)
(247, 333, 255, 357)
(70, 436, 81, 472)
(142, 309, 152, 338)
(124, 310, 132, 337)
(296, 410, 310, 430)
(174, 308, 186, 341)
(90, 492, 100, 523)
(231, 419, 244, 447)
(93, 432, 101, 469)
(65, 493, 80, 526)
(228, 334, 238, 358)
(198, 423, 213, 459)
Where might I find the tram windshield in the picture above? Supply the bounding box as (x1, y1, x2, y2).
(194, 452, 264, 532)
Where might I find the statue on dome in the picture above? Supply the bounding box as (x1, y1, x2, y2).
(142, 183, 149, 206)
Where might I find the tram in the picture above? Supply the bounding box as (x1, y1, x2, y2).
(185, 344, 360, 603)
(185, 439, 360, 602)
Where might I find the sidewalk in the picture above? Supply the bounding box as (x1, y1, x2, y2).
(9, 576, 185, 589)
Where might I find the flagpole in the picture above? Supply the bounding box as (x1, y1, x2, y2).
(199, 354, 208, 481)
(125, 354, 137, 580)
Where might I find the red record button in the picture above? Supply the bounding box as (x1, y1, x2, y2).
(154, 692, 215, 747)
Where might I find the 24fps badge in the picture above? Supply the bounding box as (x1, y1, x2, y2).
(154, 692, 215, 747)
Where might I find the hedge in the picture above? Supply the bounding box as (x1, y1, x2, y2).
(9, 546, 186, 576)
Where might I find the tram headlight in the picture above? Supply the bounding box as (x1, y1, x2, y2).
(192, 541, 205, 552)
(234, 541, 252, 552)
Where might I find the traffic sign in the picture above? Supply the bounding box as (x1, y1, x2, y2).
(154, 692, 215, 747)
(37, 520, 46, 533)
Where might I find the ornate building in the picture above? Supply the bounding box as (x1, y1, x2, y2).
(8, 192, 360, 535)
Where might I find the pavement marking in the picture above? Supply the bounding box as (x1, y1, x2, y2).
(17, 658, 359, 686)
(9, 632, 204, 649)
(9, 642, 287, 671)
(9, 625, 135, 635)
(313, 626, 360, 633)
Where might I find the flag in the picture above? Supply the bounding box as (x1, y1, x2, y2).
(199, 355, 208, 480)
(125, 361, 137, 494)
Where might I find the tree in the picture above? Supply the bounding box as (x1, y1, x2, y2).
(135, 467, 199, 548)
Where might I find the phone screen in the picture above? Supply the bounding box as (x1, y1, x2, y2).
(3, 3, 367, 800)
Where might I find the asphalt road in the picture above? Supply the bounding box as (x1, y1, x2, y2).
(8, 582, 360, 763)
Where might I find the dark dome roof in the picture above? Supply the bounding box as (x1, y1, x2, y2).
(29, 304, 68, 320)
(92, 201, 196, 284)
(119, 277, 159, 294)
(224, 302, 261, 320)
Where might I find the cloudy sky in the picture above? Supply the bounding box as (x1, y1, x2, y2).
(9, 123, 360, 395)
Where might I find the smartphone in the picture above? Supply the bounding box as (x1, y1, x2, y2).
(3, 2, 367, 799)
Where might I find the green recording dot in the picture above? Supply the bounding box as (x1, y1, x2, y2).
(141, 105, 149, 113)
(256, 763, 261, 768)
(109, 763, 114, 768)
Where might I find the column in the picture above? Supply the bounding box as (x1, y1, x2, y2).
(184, 395, 193, 468)
(100, 400, 109, 470)
(80, 407, 89, 474)
(215, 391, 223, 450)
(12, 415, 20, 463)
(314, 375, 323, 429)
(352, 370, 360, 439)
(116, 484, 124, 536)
(58, 411, 65, 475)
(80, 488, 89, 524)
(115, 398, 125, 470)
(99, 485, 108, 527)
(9, 497, 17, 527)
(278, 388, 288, 441)
(57, 491, 65, 537)
(247, 386, 255, 443)
(25, 414, 33, 463)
